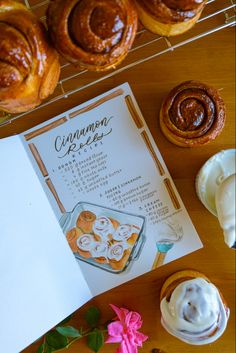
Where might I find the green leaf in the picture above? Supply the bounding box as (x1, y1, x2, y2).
(58, 314, 73, 326)
(46, 331, 68, 350)
(36, 343, 45, 353)
(87, 330, 104, 353)
(85, 307, 101, 328)
(36, 343, 53, 353)
(56, 326, 81, 338)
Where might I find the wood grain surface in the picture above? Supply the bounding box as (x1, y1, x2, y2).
(2, 19, 234, 353)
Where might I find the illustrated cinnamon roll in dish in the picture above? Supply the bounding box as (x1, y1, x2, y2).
(66, 227, 83, 252)
(160, 270, 230, 345)
(46, 0, 138, 71)
(108, 242, 131, 270)
(76, 210, 96, 233)
(113, 225, 139, 245)
(135, 0, 207, 37)
(0, 0, 60, 113)
(93, 216, 119, 241)
(76, 234, 95, 258)
(160, 81, 226, 147)
(90, 242, 109, 264)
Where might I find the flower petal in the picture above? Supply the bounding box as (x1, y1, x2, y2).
(133, 331, 149, 347)
(106, 336, 122, 344)
(108, 321, 124, 337)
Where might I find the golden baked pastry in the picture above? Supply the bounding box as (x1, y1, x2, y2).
(160, 81, 226, 147)
(66, 227, 83, 252)
(0, 0, 60, 114)
(135, 0, 207, 36)
(46, 0, 138, 71)
(76, 210, 96, 233)
(160, 270, 230, 345)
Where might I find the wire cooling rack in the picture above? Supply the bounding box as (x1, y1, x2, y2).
(0, 0, 235, 126)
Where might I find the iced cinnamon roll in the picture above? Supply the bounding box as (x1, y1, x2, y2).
(76, 210, 96, 233)
(160, 81, 226, 147)
(113, 224, 139, 245)
(135, 0, 207, 36)
(108, 242, 131, 271)
(160, 270, 230, 345)
(46, 0, 138, 71)
(93, 216, 116, 241)
(91, 242, 109, 264)
(76, 234, 95, 258)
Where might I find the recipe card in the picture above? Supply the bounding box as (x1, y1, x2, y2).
(20, 83, 203, 296)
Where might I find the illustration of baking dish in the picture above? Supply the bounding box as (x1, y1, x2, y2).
(60, 202, 146, 274)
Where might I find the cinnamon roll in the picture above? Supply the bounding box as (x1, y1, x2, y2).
(108, 242, 131, 271)
(93, 216, 118, 241)
(46, 0, 138, 71)
(66, 227, 83, 252)
(160, 81, 226, 147)
(160, 270, 230, 345)
(91, 241, 109, 264)
(113, 224, 139, 245)
(76, 234, 95, 258)
(0, 0, 60, 114)
(135, 0, 207, 36)
(76, 210, 96, 233)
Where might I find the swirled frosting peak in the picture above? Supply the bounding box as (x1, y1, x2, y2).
(160, 278, 229, 345)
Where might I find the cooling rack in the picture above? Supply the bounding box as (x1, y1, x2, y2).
(0, 0, 235, 127)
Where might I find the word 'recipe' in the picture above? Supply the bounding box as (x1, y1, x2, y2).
(54, 117, 113, 158)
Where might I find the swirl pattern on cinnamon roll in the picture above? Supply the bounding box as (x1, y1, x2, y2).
(0, 0, 60, 113)
(46, 0, 138, 71)
(160, 81, 226, 147)
(135, 0, 206, 36)
(160, 270, 230, 345)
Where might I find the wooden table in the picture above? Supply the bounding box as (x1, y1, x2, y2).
(2, 14, 235, 353)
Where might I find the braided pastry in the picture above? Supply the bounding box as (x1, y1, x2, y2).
(160, 270, 230, 345)
(46, 0, 138, 71)
(160, 81, 226, 147)
(0, 0, 60, 114)
(135, 0, 207, 36)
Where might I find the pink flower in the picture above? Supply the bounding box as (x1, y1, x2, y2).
(106, 304, 148, 353)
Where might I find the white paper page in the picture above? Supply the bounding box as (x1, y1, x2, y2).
(20, 83, 203, 298)
(0, 136, 92, 353)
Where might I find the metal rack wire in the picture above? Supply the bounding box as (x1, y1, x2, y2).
(0, 0, 235, 126)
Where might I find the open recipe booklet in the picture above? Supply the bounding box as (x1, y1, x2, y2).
(0, 83, 203, 353)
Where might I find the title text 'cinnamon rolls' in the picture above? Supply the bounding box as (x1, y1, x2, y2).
(160, 81, 226, 148)
(46, 0, 138, 71)
(0, 0, 60, 114)
(135, 0, 207, 37)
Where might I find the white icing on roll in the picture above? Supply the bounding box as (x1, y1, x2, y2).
(93, 216, 114, 240)
(90, 242, 109, 260)
(76, 234, 94, 252)
(113, 225, 135, 241)
(108, 242, 130, 262)
(160, 278, 229, 345)
(215, 174, 236, 248)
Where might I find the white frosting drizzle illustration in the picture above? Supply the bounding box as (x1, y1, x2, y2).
(93, 216, 114, 240)
(160, 278, 229, 345)
(156, 219, 183, 244)
(113, 224, 134, 241)
(76, 234, 94, 252)
(108, 242, 130, 262)
(90, 242, 109, 260)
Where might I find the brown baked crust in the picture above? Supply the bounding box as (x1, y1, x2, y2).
(160, 81, 226, 147)
(76, 210, 96, 233)
(46, 0, 138, 71)
(135, 0, 206, 24)
(0, 0, 60, 114)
